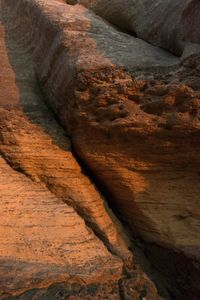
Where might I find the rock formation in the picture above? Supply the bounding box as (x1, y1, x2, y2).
(0, 1, 163, 299)
(0, 0, 200, 299)
(77, 0, 200, 57)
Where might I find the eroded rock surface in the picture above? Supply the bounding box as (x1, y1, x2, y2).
(0, 15, 125, 298)
(0, 21, 131, 263)
(0, 155, 123, 296)
(0, 2, 164, 300)
(77, 0, 200, 57)
(1, 0, 200, 299)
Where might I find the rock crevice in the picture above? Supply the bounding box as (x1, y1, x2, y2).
(1, 0, 200, 299)
(0, 2, 164, 299)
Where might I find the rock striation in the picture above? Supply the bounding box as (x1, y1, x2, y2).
(0, 24, 131, 263)
(0, 1, 163, 299)
(0, 155, 122, 296)
(77, 0, 200, 57)
(1, 0, 200, 299)
(0, 13, 123, 298)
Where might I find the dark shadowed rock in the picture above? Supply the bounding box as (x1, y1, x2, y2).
(78, 0, 200, 57)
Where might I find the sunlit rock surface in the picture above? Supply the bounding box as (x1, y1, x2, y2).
(0, 1, 163, 299)
(0, 15, 123, 297)
(1, 0, 200, 299)
(0, 156, 123, 294)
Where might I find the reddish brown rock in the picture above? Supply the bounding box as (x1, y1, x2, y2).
(0, 4, 163, 300)
(0, 155, 123, 296)
(0, 4, 132, 263)
(1, 0, 200, 298)
(0, 18, 125, 298)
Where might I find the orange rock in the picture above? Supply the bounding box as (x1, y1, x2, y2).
(1, 0, 200, 298)
(0, 6, 163, 300)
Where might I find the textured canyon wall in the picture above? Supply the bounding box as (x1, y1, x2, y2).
(0, 12, 122, 297)
(1, 0, 200, 299)
(0, 2, 164, 299)
(78, 0, 200, 57)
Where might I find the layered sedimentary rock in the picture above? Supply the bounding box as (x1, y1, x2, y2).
(0, 156, 122, 296)
(0, 21, 130, 262)
(0, 14, 123, 298)
(1, 0, 200, 299)
(77, 0, 200, 57)
(0, 3, 163, 300)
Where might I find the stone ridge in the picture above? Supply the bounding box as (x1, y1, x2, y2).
(0, 17, 124, 296)
(77, 0, 200, 57)
(0, 155, 123, 296)
(0, 19, 131, 263)
(0, 3, 163, 300)
(1, 0, 200, 299)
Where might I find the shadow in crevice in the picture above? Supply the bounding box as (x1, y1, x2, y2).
(0, 9, 172, 300)
(1, 2, 200, 300)
(0, 12, 135, 273)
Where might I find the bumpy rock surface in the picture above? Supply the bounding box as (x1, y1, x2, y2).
(0, 2, 164, 300)
(77, 0, 200, 57)
(0, 14, 123, 297)
(1, 0, 200, 299)
(0, 23, 130, 262)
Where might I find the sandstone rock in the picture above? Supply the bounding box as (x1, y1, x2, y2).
(0, 19, 131, 263)
(0, 155, 123, 296)
(77, 0, 200, 57)
(0, 17, 124, 297)
(1, 0, 200, 298)
(0, 5, 163, 300)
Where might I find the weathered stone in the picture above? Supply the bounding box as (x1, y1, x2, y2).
(1, 0, 200, 298)
(0, 17, 127, 295)
(0, 20, 131, 263)
(0, 155, 123, 296)
(78, 0, 200, 57)
(0, 16, 125, 297)
(0, 3, 163, 300)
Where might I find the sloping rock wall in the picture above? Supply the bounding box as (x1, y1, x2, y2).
(0, 14, 123, 297)
(1, 0, 200, 299)
(0, 1, 165, 299)
(78, 0, 200, 57)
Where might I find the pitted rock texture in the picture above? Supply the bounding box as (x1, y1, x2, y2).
(0, 3, 164, 300)
(0, 17, 124, 297)
(77, 0, 200, 57)
(0, 20, 131, 262)
(1, 0, 200, 299)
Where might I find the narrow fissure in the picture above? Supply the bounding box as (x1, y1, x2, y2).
(0, 141, 121, 261)
(29, 78, 172, 298)
(1, 2, 198, 299)
(0, 17, 129, 265)
(70, 143, 173, 300)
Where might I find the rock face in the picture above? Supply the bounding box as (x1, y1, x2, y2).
(0, 24, 130, 262)
(0, 13, 122, 298)
(0, 2, 163, 300)
(77, 0, 200, 57)
(0, 3, 166, 300)
(0, 156, 122, 296)
(1, 0, 200, 299)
